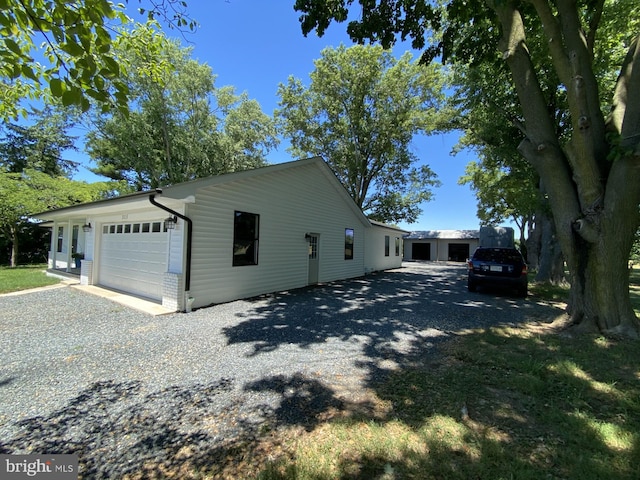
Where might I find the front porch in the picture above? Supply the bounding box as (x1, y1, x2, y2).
(46, 267, 80, 281)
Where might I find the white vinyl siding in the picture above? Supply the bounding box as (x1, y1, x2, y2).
(188, 162, 366, 306)
(364, 225, 405, 272)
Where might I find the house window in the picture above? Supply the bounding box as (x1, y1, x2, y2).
(103, 225, 108, 234)
(384, 235, 390, 257)
(116, 224, 123, 233)
(152, 222, 161, 233)
(345, 228, 354, 260)
(233, 211, 259, 266)
(395, 237, 400, 256)
(142, 223, 150, 233)
(57, 226, 64, 252)
(124, 224, 131, 233)
(308, 235, 318, 259)
(109, 225, 116, 234)
(133, 223, 141, 233)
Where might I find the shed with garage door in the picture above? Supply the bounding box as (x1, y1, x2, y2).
(403, 230, 480, 262)
(36, 157, 405, 311)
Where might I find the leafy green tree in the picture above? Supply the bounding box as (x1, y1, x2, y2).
(0, 170, 121, 266)
(458, 156, 538, 249)
(0, 0, 128, 118)
(86, 24, 278, 190)
(0, 107, 79, 176)
(0, 106, 126, 266)
(294, 0, 640, 337)
(451, 63, 561, 280)
(0, 0, 195, 119)
(277, 44, 443, 224)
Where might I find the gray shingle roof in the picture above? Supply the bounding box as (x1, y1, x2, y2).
(403, 230, 480, 240)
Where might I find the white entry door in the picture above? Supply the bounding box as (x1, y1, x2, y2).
(99, 220, 168, 300)
(308, 234, 319, 285)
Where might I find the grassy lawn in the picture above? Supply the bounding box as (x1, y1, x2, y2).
(0, 264, 60, 294)
(253, 322, 639, 480)
(197, 275, 639, 479)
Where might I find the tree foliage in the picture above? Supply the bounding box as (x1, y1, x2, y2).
(293, 0, 640, 336)
(86, 24, 278, 190)
(277, 44, 444, 224)
(0, 169, 122, 266)
(0, 0, 196, 119)
(0, 107, 79, 176)
(0, 107, 126, 266)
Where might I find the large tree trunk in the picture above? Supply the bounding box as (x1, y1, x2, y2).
(526, 218, 541, 271)
(568, 213, 638, 336)
(535, 211, 565, 284)
(491, 1, 640, 337)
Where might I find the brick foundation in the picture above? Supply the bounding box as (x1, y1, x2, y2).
(80, 260, 93, 285)
(163, 272, 185, 311)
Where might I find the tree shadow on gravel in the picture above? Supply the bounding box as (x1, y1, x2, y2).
(0, 374, 366, 478)
(224, 264, 562, 388)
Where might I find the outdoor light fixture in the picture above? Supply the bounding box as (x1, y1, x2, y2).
(82, 223, 92, 232)
(165, 215, 178, 230)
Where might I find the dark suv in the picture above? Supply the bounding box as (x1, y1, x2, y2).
(467, 247, 528, 297)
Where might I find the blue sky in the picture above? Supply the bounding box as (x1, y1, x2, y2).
(77, 0, 483, 231)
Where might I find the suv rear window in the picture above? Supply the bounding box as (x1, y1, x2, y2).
(473, 248, 523, 263)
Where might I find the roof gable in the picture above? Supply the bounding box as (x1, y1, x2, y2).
(34, 157, 372, 228)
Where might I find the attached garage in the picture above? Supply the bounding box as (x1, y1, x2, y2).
(37, 157, 405, 312)
(98, 220, 168, 301)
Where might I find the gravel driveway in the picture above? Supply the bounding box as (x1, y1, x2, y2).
(0, 262, 562, 478)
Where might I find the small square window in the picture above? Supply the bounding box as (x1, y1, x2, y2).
(142, 223, 150, 233)
(103, 225, 108, 234)
(124, 224, 131, 233)
(109, 225, 116, 234)
(133, 224, 140, 233)
(152, 222, 161, 232)
(116, 224, 123, 233)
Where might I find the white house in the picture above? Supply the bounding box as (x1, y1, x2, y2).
(36, 157, 407, 311)
(403, 230, 480, 262)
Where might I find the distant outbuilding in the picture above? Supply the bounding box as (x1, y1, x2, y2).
(403, 230, 480, 262)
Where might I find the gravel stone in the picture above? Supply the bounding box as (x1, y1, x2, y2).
(0, 262, 562, 477)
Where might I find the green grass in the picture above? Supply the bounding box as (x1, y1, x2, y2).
(0, 264, 60, 294)
(529, 275, 570, 303)
(255, 324, 640, 480)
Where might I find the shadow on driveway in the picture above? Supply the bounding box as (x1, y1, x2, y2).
(0, 263, 563, 478)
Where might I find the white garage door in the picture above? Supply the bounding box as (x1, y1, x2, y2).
(99, 220, 168, 301)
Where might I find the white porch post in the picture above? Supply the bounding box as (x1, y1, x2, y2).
(49, 221, 57, 269)
(66, 219, 73, 272)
